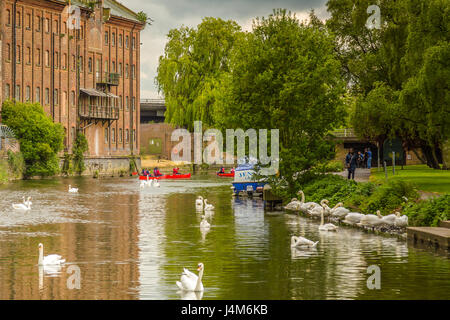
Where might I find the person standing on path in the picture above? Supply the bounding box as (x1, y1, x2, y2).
(367, 148, 373, 169)
(345, 149, 357, 180)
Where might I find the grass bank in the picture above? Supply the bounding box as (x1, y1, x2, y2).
(370, 165, 450, 194)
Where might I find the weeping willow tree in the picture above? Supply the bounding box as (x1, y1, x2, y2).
(156, 17, 242, 130)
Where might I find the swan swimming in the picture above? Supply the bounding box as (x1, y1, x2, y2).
(319, 203, 338, 231)
(204, 199, 214, 211)
(176, 263, 205, 292)
(12, 199, 31, 211)
(38, 243, 65, 266)
(284, 198, 302, 211)
(297, 190, 320, 213)
(196, 196, 204, 208)
(24, 196, 32, 207)
(309, 200, 329, 218)
(290, 236, 318, 248)
(153, 180, 160, 188)
(68, 185, 78, 193)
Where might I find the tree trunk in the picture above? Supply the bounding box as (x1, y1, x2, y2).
(421, 145, 440, 169)
(411, 148, 427, 165)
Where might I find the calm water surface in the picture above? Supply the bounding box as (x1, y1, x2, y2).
(0, 175, 449, 300)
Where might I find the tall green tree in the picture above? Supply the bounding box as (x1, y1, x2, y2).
(216, 9, 345, 191)
(1, 101, 64, 177)
(156, 17, 242, 130)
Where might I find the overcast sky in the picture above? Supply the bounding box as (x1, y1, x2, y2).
(122, 0, 330, 99)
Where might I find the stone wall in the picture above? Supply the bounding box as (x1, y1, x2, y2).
(60, 156, 141, 177)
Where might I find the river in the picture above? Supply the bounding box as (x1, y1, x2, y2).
(0, 175, 448, 300)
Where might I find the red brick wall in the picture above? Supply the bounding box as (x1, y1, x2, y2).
(0, 0, 142, 158)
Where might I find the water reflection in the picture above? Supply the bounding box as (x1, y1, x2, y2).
(0, 176, 449, 300)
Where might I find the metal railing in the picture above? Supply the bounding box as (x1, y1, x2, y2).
(96, 72, 120, 86)
(79, 105, 119, 120)
(331, 128, 356, 138)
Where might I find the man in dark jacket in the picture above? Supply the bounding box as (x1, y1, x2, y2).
(345, 149, 357, 180)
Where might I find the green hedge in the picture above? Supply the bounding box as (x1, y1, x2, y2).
(402, 195, 449, 227)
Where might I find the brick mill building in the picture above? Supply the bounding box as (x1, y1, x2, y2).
(0, 0, 144, 168)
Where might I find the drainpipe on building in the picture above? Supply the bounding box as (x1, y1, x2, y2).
(129, 23, 136, 157)
(12, 0, 17, 102)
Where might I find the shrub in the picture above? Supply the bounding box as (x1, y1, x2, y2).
(402, 195, 450, 227)
(1, 101, 64, 177)
(72, 133, 88, 175)
(62, 152, 73, 175)
(0, 160, 8, 183)
(7, 150, 25, 178)
(315, 160, 345, 173)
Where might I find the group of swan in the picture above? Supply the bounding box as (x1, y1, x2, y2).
(140, 178, 160, 188)
(195, 196, 214, 211)
(285, 190, 409, 230)
(12, 196, 32, 211)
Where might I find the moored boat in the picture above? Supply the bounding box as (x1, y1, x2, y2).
(139, 173, 191, 180)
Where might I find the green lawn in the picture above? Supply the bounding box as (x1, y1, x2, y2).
(370, 165, 450, 194)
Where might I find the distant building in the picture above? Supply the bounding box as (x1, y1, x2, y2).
(0, 0, 145, 159)
(140, 99, 165, 123)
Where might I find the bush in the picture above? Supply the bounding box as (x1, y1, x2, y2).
(402, 195, 450, 227)
(7, 150, 25, 179)
(315, 160, 345, 173)
(62, 152, 73, 175)
(0, 160, 8, 183)
(1, 101, 64, 177)
(302, 174, 358, 205)
(72, 133, 88, 174)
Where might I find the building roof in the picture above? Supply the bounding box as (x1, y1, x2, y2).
(141, 99, 166, 111)
(67, 0, 143, 24)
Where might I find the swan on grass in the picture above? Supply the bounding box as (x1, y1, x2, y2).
(204, 199, 214, 211)
(290, 236, 318, 248)
(38, 243, 65, 266)
(394, 212, 408, 228)
(200, 215, 210, 229)
(68, 185, 78, 193)
(176, 263, 204, 292)
(343, 212, 365, 226)
(319, 203, 338, 231)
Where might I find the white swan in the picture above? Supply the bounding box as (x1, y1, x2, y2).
(24, 196, 32, 207)
(330, 202, 350, 219)
(309, 200, 328, 218)
(297, 190, 320, 213)
(394, 212, 408, 228)
(319, 203, 338, 231)
(204, 199, 214, 211)
(38, 243, 65, 266)
(68, 185, 78, 193)
(176, 263, 204, 292)
(12, 200, 31, 211)
(140, 180, 147, 188)
(380, 212, 397, 226)
(196, 196, 204, 207)
(200, 215, 210, 229)
(342, 212, 365, 226)
(290, 236, 318, 248)
(358, 211, 384, 228)
(153, 180, 160, 188)
(284, 198, 302, 211)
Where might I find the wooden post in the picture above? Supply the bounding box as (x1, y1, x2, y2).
(384, 161, 388, 180)
(393, 151, 396, 175)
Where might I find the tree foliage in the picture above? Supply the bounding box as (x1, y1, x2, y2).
(1, 101, 64, 177)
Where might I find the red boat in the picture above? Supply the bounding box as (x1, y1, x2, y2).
(217, 172, 235, 177)
(139, 173, 191, 180)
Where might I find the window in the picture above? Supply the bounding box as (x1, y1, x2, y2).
(112, 128, 116, 143)
(6, 44, 11, 61)
(79, 26, 84, 39)
(71, 91, 75, 106)
(26, 14, 31, 29)
(126, 129, 129, 143)
(62, 92, 67, 116)
(133, 129, 136, 143)
(16, 11, 21, 27)
(119, 128, 123, 143)
(132, 65, 135, 79)
(35, 87, 40, 102)
(27, 47, 31, 64)
(55, 52, 59, 68)
(45, 88, 49, 105)
(112, 33, 116, 46)
(26, 86, 31, 101)
(63, 22, 67, 33)
(132, 36, 136, 50)
(72, 55, 76, 70)
(6, 10, 11, 25)
(79, 56, 83, 72)
(125, 35, 129, 48)
(104, 128, 109, 144)
(132, 97, 136, 111)
(105, 31, 109, 45)
(96, 59, 101, 80)
(119, 63, 122, 76)
(54, 19, 58, 33)
(36, 48, 41, 65)
(54, 89, 59, 105)
(45, 50, 50, 67)
(17, 45, 21, 63)
(71, 127, 76, 143)
(112, 61, 116, 73)
(15, 85, 21, 100)
(63, 53, 67, 69)
(126, 96, 129, 111)
(45, 18, 49, 33)
(36, 16, 41, 31)
(5, 84, 10, 99)
(119, 95, 122, 110)
(119, 34, 123, 47)
(88, 58, 92, 73)
(104, 60, 108, 73)
(125, 64, 129, 78)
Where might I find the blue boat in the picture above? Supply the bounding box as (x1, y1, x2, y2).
(231, 163, 266, 196)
